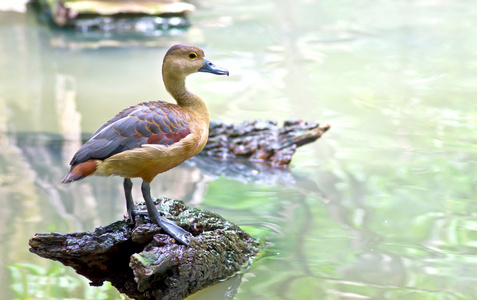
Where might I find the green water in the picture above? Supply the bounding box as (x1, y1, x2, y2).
(1, 0, 477, 299)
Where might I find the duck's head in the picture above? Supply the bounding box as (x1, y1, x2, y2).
(163, 44, 229, 79)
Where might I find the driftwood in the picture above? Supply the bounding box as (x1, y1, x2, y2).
(29, 199, 263, 300)
(203, 119, 330, 166)
(33, 0, 194, 30)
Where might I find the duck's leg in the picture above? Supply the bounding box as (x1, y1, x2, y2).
(124, 178, 136, 223)
(141, 181, 190, 245)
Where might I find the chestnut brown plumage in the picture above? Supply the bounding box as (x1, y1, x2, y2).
(62, 45, 229, 245)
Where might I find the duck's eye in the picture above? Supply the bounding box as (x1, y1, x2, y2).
(188, 52, 197, 59)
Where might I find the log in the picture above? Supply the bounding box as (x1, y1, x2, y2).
(29, 198, 263, 300)
(33, 0, 194, 29)
(203, 119, 330, 166)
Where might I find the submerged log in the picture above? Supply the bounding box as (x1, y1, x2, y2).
(203, 120, 330, 166)
(29, 198, 263, 300)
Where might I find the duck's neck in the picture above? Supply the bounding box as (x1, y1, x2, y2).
(163, 73, 209, 123)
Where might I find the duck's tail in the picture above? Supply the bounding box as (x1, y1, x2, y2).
(61, 160, 98, 183)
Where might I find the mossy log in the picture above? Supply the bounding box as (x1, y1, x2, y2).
(29, 199, 263, 300)
(203, 119, 330, 166)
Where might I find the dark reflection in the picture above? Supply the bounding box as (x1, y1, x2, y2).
(7, 133, 123, 231)
(188, 155, 296, 186)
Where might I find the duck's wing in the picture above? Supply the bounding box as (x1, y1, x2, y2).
(70, 101, 191, 165)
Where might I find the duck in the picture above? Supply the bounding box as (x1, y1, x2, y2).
(61, 44, 229, 245)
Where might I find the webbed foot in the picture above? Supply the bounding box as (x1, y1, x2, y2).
(154, 215, 191, 246)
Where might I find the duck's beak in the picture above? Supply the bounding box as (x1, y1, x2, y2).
(198, 58, 229, 76)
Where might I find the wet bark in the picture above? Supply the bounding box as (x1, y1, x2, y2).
(29, 198, 263, 300)
(204, 119, 330, 166)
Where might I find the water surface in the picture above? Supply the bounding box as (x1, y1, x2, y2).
(1, 0, 477, 299)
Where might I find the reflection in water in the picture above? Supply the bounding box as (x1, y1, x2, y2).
(2, 0, 477, 299)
